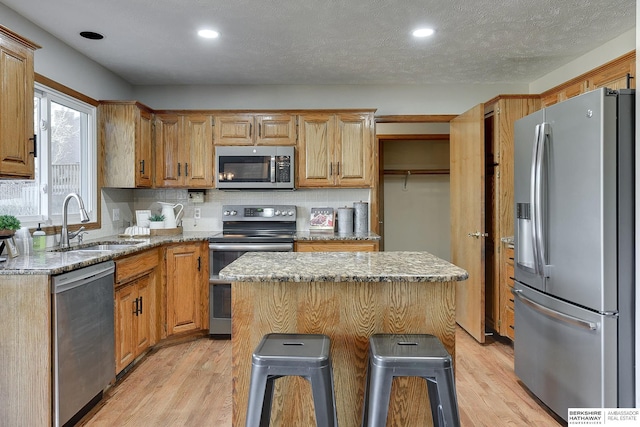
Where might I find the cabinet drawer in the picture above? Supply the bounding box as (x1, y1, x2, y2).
(116, 248, 159, 285)
(505, 305, 515, 340)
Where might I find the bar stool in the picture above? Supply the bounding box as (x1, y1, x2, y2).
(361, 334, 460, 427)
(246, 333, 338, 427)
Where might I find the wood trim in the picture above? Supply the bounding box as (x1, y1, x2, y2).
(483, 94, 540, 107)
(0, 24, 41, 50)
(540, 51, 636, 99)
(153, 108, 377, 115)
(35, 74, 99, 106)
(375, 114, 457, 123)
(376, 133, 449, 141)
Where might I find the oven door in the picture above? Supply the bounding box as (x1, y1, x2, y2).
(209, 242, 294, 335)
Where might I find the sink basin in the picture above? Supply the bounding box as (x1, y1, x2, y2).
(79, 243, 141, 251)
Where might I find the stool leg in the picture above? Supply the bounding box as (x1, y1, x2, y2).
(434, 368, 461, 427)
(246, 365, 270, 427)
(361, 358, 372, 427)
(366, 366, 393, 427)
(426, 378, 444, 427)
(309, 365, 338, 427)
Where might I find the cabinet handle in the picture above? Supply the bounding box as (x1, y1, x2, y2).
(178, 163, 181, 176)
(140, 159, 145, 175)
(29, 134, 37, 157)
(185, 163, 189, 177)
(336, 162, 340, 176)
(133, 297, 139, 315)
(330, 163, 333, 176)
(139, 296, 143, 315)
(258, 123, 262, 138)
(249, 123, 252, 138)
(197, 256, 201, 271)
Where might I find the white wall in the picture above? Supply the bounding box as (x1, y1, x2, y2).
(0, 3, 132, 100)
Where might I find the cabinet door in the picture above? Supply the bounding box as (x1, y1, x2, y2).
(0, 38, 35, 178)
(184, 114, 213, 187)
(255, 114, 297, 145)
(115, 284, 136, 373)
(450, 103, 486, 343)
(214, 114, 254, 145)
(155, 114, 183, 187)
(135, 275, 152, 355)
(136, 109, 153, 187)
(335, 113, 373, 187)
(166, 244, 203, 335)
(297, 114, 335, 187)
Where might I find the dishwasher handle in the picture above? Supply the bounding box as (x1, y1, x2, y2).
(52, 261, 115, 294)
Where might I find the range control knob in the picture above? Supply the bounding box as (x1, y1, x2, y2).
(223, 210, 230, 216)
(287, 210, 294, 216)
(275, 210, 281, 216)
(230, 210, 237, 216)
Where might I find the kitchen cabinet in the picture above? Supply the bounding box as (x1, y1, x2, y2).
(0, 25, 39, 179)
(540, 51, 635, 107)
(450, 95, 540, 343)
(297, 112, 375, 188)
(500, 244, 515, 340)
(295, 240, 379, 252)
(155, 113, 214, 188)
(165, 242, 208, 335)
(214, 113, 297, 145)
(114, 248, 159, 373)
(100, 101, 154, 188)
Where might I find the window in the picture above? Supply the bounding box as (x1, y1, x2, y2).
(0, 83, 97, 227)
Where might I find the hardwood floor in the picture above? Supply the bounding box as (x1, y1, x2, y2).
(81, 328, 564, 426)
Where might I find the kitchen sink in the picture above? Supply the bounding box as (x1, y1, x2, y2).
(52, 241, 146, 253)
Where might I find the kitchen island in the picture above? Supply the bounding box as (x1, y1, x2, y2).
(220, 251, 468, 427)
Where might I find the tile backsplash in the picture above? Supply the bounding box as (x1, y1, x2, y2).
(124, 188, 371, 232)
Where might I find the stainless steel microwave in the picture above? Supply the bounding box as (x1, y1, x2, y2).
(215, 145, 295, 190)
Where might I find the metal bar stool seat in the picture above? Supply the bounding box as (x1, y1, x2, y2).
(246, 333, 338, 427)
(362, 334, 460, 427)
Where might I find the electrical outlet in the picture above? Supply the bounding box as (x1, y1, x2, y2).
(113, 208, 120, 221)
(194, 208, 201, 219)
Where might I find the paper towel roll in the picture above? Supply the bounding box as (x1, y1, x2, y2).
(337, 207, 354, 234)
(353, 201, 368, 234)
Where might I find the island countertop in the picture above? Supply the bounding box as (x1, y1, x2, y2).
(219, 251, 468, 283)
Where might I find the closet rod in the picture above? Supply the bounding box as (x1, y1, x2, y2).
(383, 169, 450, 175)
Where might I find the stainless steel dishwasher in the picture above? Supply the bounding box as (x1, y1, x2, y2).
(52, 261, 116, 427)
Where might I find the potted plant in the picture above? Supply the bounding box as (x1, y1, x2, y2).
(148, 213, 165, 229)
(0, 215, 21, 237)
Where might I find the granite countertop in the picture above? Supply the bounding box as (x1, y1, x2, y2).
(0, 232, 212, 276)
(294, 231, 380, 241)
(0, 230, 381, 275)
(219, 251, 468, 283)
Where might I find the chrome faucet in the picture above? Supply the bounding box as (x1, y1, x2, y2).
(59, 193, 90, 248)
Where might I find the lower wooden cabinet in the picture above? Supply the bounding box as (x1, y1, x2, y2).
(165, 242, 208, 335)
(295, 240, 379, 252)
(500, 245, 515, 340)
(114, 249, 159, 374)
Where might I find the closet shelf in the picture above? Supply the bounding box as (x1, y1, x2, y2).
(383, 169, 450, 175)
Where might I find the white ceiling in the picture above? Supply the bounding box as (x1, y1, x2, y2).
(1, 0, 636, 86)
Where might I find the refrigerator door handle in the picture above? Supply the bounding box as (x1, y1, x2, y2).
(531, 123, 549, 276)
(512, 288, 598, 331)
(529, 124, 542, 274)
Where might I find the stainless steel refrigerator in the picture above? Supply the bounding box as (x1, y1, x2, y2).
(513, 88, 635, 421)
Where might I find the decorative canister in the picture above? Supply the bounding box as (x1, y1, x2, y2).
(353, 201, 368, 234)
(337, 207, 354, 234)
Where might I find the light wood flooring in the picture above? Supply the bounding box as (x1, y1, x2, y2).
(81, 327, 564, 426)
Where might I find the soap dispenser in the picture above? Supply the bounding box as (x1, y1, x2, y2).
(32, 223, 46, 251)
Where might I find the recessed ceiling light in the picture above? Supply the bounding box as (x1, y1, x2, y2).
(80, 31, 104, 40)
(412, 28, 434, 38)
(198, 29, 220, 39)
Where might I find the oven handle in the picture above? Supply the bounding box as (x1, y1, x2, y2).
(209, 243, 293, 252)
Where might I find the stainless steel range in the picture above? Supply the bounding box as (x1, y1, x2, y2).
(209, 204, 297, 336)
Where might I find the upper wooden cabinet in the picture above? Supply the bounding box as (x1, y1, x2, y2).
(214, 113, 297, 146)
(100, 101, 154, 188)
(297, 112, 375, 188)
(541, 51, 635, 107)
(0, 26, 39, 179)
(155, 113, 214, 188)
